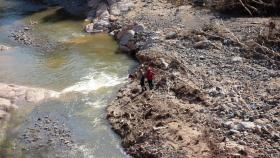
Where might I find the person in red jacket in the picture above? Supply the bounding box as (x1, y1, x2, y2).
(146, 66, 155, 90)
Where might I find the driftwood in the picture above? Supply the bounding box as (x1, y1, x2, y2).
(208, 0, 280, 15)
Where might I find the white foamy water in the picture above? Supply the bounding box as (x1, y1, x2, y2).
(61, 72, 127, 94)
(86, 99, 107, 109)
(74, 144, 95, 158)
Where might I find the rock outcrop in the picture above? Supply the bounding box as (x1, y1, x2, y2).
(85, 0, 136, 34)
(0, 83, 59, 127)
(0, 44, 10, 51)
(113, 23, 145, 53)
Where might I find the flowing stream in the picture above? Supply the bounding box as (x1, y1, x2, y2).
(0, 1, 136, 157)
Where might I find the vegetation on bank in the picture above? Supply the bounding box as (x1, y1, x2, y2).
(208, 0, 280, 15)
(168, 0, 280, 16)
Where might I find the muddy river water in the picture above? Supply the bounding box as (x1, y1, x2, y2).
(0, 0, 136, 157)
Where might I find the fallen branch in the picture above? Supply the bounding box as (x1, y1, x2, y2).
(239, 0, 253, 15)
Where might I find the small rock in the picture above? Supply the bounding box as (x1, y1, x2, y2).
(24, 27, 30, 31)
(194, 40, 211, 49)
(227, 129, 240, 135)
(238, 140, 247, 145)
(109, 31, 116, 36)
(237, 122, 256, 131)
(160, 58, 169, 69)
(109, 15, 118, 22)
(199, 55, 205, 60)
(254, 125, 262, 134)
(223, 121, 234, 129)
(232, 56, 243, 63)
(165, 31, 177, 39)
(133, 23, 145, 33)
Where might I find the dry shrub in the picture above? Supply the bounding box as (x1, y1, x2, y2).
(257, 20, 280, 49)
(207, 0, 280, 15)
(192, 20, 280, 69)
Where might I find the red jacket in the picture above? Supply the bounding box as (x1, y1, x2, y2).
(146, 69, 154, 80)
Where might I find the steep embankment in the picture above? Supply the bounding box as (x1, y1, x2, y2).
(103, 1, 280, 158)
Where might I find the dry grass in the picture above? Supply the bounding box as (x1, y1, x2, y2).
(189, 19, 280, 69)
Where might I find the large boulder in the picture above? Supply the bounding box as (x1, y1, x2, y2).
(119, 30, 135, 45)
(110, 4, 121, 16)
(0, 83, 59, 131)
(86, 2, 111, 33)
(116, 23, 146, 52)
(0, 83, 60, 106)
(85, 20, 111, 33)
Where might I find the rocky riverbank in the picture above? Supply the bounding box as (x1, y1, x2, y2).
(2, 0, 279, 157)
(99, 0, 280, 157)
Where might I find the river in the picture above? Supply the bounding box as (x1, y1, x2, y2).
(0, 0, 136, 157)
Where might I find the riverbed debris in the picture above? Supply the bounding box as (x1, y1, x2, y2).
(9, 24, 60, 52)
(18, 116, 74, 151)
